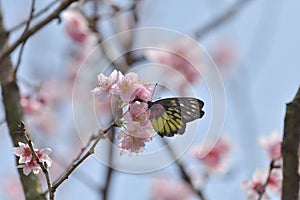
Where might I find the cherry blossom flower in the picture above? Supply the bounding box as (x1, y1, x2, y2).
(18, 159, 41, 176)
(151, 176, 194, 200)
(62, 9, 90, 43)
(190, 135, 232, 174)
(116, 119, 153, 154)
(110, 72, 141, 103)
(259, 131, 282, 160)
(242, 168, 282, 200)
(91, 70, 121, 100)
(12, 142, 33, 163)
(36, 148, 52, 167)
(13, 142, 52, 176)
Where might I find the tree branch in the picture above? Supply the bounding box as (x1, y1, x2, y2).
(101, 129, 115, 200)
(195, 0, 252, 39)
(0, 7, 46, 200)
(0, 0, 78, 64)
(50, 120, 116, 193)
(13, 0, 36, 80)
(162, 139, 206, 200)
(7, 0, 58, 33)
(281, 86, 300, 200)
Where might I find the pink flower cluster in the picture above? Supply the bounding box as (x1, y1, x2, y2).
(242, 169, 282, 200)
(144, 37, 202, 95)
(12, 142, 52, 176)
(91, 70, 154, 154)
(242, 131, 283, 199)
(20, 93, 58, 133)
(189, 135, 232, 174)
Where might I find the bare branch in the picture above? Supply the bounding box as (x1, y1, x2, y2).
(281, 86, 300, 200)
(13, 0, 36, 80)
(0, 0, 79, 64)
(101, 129, 115, 200)
(8, 0, 58, 33)
(195, 0, 252, 39)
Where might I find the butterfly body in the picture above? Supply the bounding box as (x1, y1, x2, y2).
(134, 97, 204, 137)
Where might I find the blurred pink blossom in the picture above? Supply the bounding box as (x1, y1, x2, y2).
(144, 37, 203, 95)
(242, 168, 282, 200)
(211, 40, 237, 68)
(190, 135, 232, 174)
(62, 9, 90, 43)
(267, 169, 282, 194)
(151, 176, 193, 200)
(21, 95, 42, 115)
(259, 131, 282, 160)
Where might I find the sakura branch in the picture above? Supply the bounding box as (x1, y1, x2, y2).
(13, 121, 53, 200)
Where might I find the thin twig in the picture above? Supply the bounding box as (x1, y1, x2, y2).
(7, 0, 58, 33)
(0, 0, 78, 64)
(86, 3, 129, 73)
(195, 0, 252, 39)
(162, 139, 206, 200)
(101, 129, 115, 200)
(50, 120, 116, 193)
(19, 121, 53, 200)
(13, 0, 36, 80)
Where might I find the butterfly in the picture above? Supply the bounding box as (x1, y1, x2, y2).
(133, 97, 204, 137)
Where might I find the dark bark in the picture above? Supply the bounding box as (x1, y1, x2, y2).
(281, 86, 300, 200)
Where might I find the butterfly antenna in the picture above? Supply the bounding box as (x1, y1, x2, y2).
(151, 83, 158, 101)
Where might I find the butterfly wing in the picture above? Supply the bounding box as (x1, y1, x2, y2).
(176, 98, 205, 122)
(149, 98, 204, 137)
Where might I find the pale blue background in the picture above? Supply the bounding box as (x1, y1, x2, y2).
(0, 0, 299, 199)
